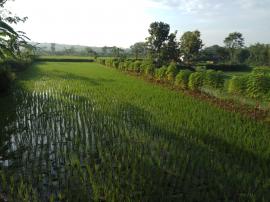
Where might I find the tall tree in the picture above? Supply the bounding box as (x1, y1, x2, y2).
(224, 32, 244, 63)
(112, 46, 124, 58)
(179, 30, 203, 63)
(146, 21, 170, 64)
(248, 43, 269, 66)
(130, 42, 146, 59)
(199, 45, 229, 63)
(161, 31, 180, 63)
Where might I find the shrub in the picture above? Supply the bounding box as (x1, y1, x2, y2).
(166, 62, 178, 82)
(133, 61, 142, 73)
(154, 66, 167, 82)
(105, 59, 113, 67)
(188, 71, 204, 91)
(97, 58, 105, 65)
(246, 73, 270, 98)
(142, 59, 155, 77)
(204, 64, 250, 72)
(121, 61, 131, 71)
(195, 66, 206, 72)
(127, 62, 134, 71)
(1, 59, 31, 72)
(0, 66, 15, 93)
(112, 61, 120, 69)
(204, 70, 225, 89)
(252, 67, 270, 75)
(227, 75, 248, 95)
(145, 65, 155, 77)
(118, 62, 125, 70)
(175, 70, 192, 89)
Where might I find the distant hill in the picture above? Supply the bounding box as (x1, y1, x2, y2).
(30, 42, 105, 53)
(30, 42, 130, 54)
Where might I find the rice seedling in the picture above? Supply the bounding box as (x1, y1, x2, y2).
(0, 62, 270, 201)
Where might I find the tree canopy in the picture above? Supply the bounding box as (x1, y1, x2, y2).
(179, 30, 203, 63)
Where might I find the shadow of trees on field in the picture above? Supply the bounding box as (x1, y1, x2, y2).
(0, 92, 27, 169)
(2, 62, 270, 201)
(110, 102, 270, 201)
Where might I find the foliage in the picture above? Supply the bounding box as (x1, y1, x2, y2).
(141, 59, 155, 76)
(227, 75, 249, 95)
(224, 32, 245, 63)
(161, 31, 180, 64)
(180, 30, 203, 63)
(97, 58, 105, 65)
(234, 48, 250, 64)
(133, 60, 142, 73)
(246, 73, 270, 99)
(146, 21, 170, 59)
(203, 70, 225, 89)
(165, 61, 178, 82)
(0, 66, 15, 92)
(188, 71, 204, 90)
(130, 42, 147, 59)
(204, 64, 250, 71)
(199, 45, 229, 63)
(247, 43, 270, 66)
(154, 65, 167, 82)
(175, 69, 192, 89)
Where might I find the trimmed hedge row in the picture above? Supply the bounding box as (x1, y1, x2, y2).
(98, 58, 270, 99)
(35, 58, 95, 63)
(199, 64, 251, 72)
(228, 73, 270, 99)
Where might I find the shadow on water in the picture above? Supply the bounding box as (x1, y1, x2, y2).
(0, 92, 26, 170)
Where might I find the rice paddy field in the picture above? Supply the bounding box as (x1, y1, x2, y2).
(1, 62, 270, 201)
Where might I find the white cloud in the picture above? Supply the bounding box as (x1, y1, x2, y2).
(150, 0, 223, 13)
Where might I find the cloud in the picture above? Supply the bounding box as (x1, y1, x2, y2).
(150, 0, 270, 16)
(150, 0, 223, 13)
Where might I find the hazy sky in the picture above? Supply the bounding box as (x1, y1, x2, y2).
(6, 0, 270, 48)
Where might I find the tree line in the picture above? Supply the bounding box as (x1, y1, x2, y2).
(129, 22, 270, 67)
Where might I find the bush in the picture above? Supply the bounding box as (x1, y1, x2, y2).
(204, 70, 225, 89)
(188, 72, 204, 91)
(112, 61, 120, 69)
(133, 61, 142, 73)
(166, 62, 178, 82)
(175, 70, 192, 89)
(118, 62, 125, 70)
(127, 62, 134, 71)
(1, 59, 31, 72)
(142, 59, 155, 77)
(145, 65, 155, 77)
(246, 73, 270, 98)
(97, 58, 105, 65)
(227, 75, 249, 95)
(0, 66, 15, 93)
(105, 59, 113, 67)
(252, 67, 270, 75)
(154, 66, 167, 82)
(204, 64, 250, 72)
